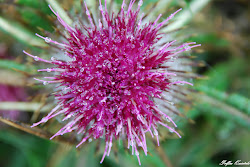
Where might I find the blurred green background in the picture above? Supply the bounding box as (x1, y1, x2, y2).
(0, 0, 249, 167)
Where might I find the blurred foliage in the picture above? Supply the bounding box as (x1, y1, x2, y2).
(0, 0, 249, 167)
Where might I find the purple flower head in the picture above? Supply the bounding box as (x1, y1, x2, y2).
(24, 0, 200, 165)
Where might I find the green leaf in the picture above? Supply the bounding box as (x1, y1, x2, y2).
(197, 85, 250, 115)
(15, 0, 51, 14)
(0, 130, 55, 167)
(0, 17, 47, 47)
(0, 59, 34, 72)
(193, 91, 250, 128)
(17, 8, 53, 32)
(188, 33, 230, 47)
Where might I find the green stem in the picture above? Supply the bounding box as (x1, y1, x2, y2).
(163, 0, 211, 32)
(0, 102, 53, 112)
(46, 0, 73, 26)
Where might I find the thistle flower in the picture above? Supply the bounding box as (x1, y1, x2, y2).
(24, 0, 200, 165)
